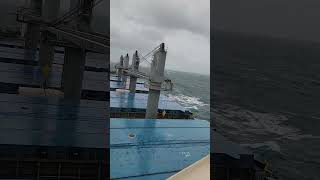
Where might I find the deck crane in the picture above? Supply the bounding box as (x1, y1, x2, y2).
(16, 0, 109, 102)
(115, 43, 173, 118)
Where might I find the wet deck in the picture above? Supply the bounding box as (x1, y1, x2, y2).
(110, 118, 210, 179)
(0, 36, 109, 179)
(0, 93, 108, 148)
(0, 40, 109, 149)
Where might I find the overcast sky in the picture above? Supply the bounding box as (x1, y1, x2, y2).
(214, 0, 320, 42)
(110, 0, 210, 75)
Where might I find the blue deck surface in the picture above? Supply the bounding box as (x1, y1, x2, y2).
(0, 93, 108, 148)
(110, 118, 210, 179)
(110, 91, 186, 112)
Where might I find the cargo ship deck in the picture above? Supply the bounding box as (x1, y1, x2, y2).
(0, 37, 270, 180)
(0, 38, 109, 179)
(108, 70, 211, 179)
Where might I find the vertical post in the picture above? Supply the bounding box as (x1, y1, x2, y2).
(39, 0, 60, 84)
(39, 32, 54, 70)
(69, 0, 79, 30)
(38, 32, 54, 88)
(79, 0, 94, 32)
(122, 53, 129, 86)
(124, 54, 129, 68)
(62, 0, 93, 102)
(58, 163, 61, 180)
(129, 51, 140, 93)
(240, 154, 254, 180)
(62, 47, 86, 102)
(117, 55, 124, 81)
(24, 0, 42, 60)
(146, 43, 167, 119)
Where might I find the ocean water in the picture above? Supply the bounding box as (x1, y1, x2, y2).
(163, 70, 210, 120)
(165, 67, 320, 180)
(213, 52, 320, 180)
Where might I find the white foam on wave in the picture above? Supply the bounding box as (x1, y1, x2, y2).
(167, 94, 208, 110)
(184, 106, 199, 110)
(213, 104, 319, 141)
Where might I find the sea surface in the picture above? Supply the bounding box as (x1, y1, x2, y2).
(164, 68, 320, 180)
(212, 51, 320, 180)
(163, 70, 210, 121)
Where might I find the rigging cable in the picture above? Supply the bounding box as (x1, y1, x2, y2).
(137, 44, 161, 65)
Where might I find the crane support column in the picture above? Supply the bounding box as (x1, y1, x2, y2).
(117, 55, 124, 81)
(129, 51, 140, 93)
(62, 0, 93, 102)
(62, 47, 86, 102)
(24, 0, 42, 60)
(39, 0, 60, 82)
(122, 53, 129, 85)
(146, 43, 167, 119)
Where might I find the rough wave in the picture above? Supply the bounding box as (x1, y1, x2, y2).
(167, 93, 208, 110)
(213, 104, 319, 141)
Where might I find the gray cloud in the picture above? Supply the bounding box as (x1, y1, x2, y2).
(213, 0, 320, 42)
(111, 0, 210, 74)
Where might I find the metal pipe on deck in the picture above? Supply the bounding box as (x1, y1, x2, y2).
(146, 43, 167, 119)
(129, 51, 140, 93)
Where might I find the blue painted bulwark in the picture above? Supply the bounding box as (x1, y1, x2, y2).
(0, 62, 107, 92)
(110, 91, 185, 112)
(110, 81, 148, 92)
(110, 75, 145, 84)
(109, 75, 192, 118)
(110, 118, 210, 179)
(0, 45, 108, 69)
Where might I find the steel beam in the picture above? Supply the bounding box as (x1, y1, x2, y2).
(46, 27, 108, 54)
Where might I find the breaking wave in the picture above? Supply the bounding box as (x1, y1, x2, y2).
(213, 104, 320, 141)
(167, 94, 208, 111)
